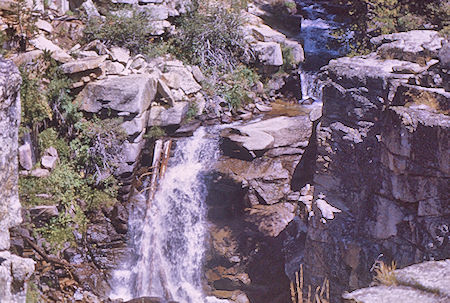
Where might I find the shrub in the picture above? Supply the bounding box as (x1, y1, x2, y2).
(146, 126, 167, 139)
(219, 65, 259, 110)
(171, 3, 246, 71)
(70, 117, 127, 181)
(84, 9, 154, 53)
(38, 128, 71, 160)
(373, 260, 397, 286)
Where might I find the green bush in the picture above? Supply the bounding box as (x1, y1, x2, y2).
(84, 9, 154, 53)
(20, 69, 52, 126)
(219, 65, 259, 110)
(171, 3, 246, 71)
(38, 128, 71, 160)
(146, 126, 167, 139)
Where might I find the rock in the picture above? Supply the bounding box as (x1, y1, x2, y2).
(30, 35, 72, 63)
(11, 50, 43, 67)
(343, 285, 445, 303)
(110, 46, 131, 64)
(30, 168, 51, 178)
(250, 24, 286, 43)
(174, 120, 201, 136)
(101, 61, 125, 75)
(282, 40, 305, 64)
(191, 65, 205, 82)
(121, 110, 149, 137)
(139, 4, 169, 20)
(0, 251, 35, 303)
(438, 40, 450, 69)
(255, 103, 272, 112)
(76, 74, 158, 114)
(41, 155, 58, 170)
(0, 58, 23, 250)
(18, 143, 33, 171)
(122, 141, 144, 163)
(161, 67, 202, 95)
(343, 260, 450, 303)
(47, 0, 69, 14)
(246, 203, 296, 237)
(251, 41, 283, 66)
(372, 30, 444, 63)
(0, 57, 35, 302)
(59, 55, 107, 74)
(221, 115, 312, 156)
(157, 79, 175, 105)
(125, 297, 165, 303)
(82, 0, 100, 19)
(29, 205, 59, 223)
(35, 19, 53, 33)
(148, 102, 189, 127)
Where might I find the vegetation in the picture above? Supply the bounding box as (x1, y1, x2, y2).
(373, 260, 397, 286)
(218, 65, 260, 110)
(335, 0, 450, 55)
(171, 1, 247, 72)
(146, 126, 167, 139)
(290, 264, 330, 303)
(84, 9, 154, 53)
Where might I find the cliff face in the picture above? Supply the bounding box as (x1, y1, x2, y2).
(0, 58, 35, 302)
(301, 31, 449, 299)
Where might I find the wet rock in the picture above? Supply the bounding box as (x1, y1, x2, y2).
(125, 297, 164, 303)
(343, 285, 445, 303)
(174, 120, 201, 137)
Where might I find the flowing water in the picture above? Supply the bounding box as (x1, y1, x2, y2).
(110, 127, 225, 303)
(109, 3, 348, 302)
(297, 0, 348, 102)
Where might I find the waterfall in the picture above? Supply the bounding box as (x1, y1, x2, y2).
(297, 0, 347, 103)
(110, 127, 223, 303)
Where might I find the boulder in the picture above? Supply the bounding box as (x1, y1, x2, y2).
(30, 35, 72, 63)
(249, 24, 286, 43)
(30, 168, 51, 178)
(101, 61, 125, 75)
(251, 41, 283, 66)
(245, 203, 296, 237)
(282, 39, 305, 64)
(139, 4, 169, 20)
(343, 260, 450, 303)
(18, 143, 33, 171)
(35, 19, 53, 33)
(371, 30, 444, 63)
(161, 67, 202, 95)
(59, 55, 107, 74)
(110, 46, 131, 64)
(148, 102, 189, 126)
(82, 0, 100, 19)
(221, 115, 312, 155)
(11, 50, 43, 67)
(76, 74, 158, 114)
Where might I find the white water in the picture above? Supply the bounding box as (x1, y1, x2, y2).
(297, 0, 347, 103)
(110, 127, 222, 302)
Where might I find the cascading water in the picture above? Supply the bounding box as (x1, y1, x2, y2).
(110, 127, 226, 303)
(297, 0, 348, 103)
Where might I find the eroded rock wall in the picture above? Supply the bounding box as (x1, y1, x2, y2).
(300, 31, 449, 299)
(0, 57, 35, 302)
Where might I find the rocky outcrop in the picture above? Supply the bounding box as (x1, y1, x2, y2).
(0, 58, 35, 302)
(343, 260, 450, 303)
(294, 30, 449, 300)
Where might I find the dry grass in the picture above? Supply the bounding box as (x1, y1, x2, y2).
(373, 261, 397, 286)
(290, 264, 330, 303)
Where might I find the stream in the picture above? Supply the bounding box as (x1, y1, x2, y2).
(109, 1, 346, 302)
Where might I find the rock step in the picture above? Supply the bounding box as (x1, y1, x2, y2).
(343, 260, 450, 303)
